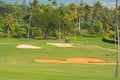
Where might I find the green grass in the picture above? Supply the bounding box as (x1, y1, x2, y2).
(71, 37, 116, 49)
(0, 63, 117, 80)
(0, 37, 120, 80)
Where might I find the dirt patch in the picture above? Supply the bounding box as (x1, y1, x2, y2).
(47, 43, 74, 47)
(35, 59, 65, 63)
(34, 58, 109, 64)
(66, 58, 105, 63)
(16, 45, 41, 49)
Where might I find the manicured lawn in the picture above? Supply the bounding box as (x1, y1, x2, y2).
(0, 63, 117, 80)
(0, 37, 119, 80)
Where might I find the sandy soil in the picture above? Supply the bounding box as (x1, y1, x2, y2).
(66, 58, 105, 63)
(34, 58, 117, 64)
(16, 45, 41, 49)
(47, 43, 74, 47)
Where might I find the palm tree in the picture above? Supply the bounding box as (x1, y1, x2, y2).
(22, 0, 27, 15)
(84, 4, 92, 22)
(52, 0, 57, 7)
(14, 0, 18, 5)
(93, 1, 103, 20)
(67, 4, 78, 40)
(80, 0, 84, 6)
(29, 0, 39, 16)
(67, 3, 78, 21)
(0, 17, 4, 34)
(5, 14, 14, 38)
(115, 0, 119, 80)
(28, 0, 39, 39)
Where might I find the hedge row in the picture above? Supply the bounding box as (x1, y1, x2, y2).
(102, 36, 117, 44)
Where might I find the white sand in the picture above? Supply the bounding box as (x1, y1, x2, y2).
(47, 43, 74, 47)
(16, 45, 41, 49)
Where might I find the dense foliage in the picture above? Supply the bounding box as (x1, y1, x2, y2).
(0, 0, 117, 39)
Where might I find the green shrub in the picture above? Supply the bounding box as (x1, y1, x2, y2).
(0, 33, 10, 38)
(102, 35, 116, 44)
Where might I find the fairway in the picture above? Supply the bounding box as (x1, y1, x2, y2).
(0, 38, 120, 80)
(0, 0, 120, 79)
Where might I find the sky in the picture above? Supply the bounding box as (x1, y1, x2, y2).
(3, 0, 118, 8)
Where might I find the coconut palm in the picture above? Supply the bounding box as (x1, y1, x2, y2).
(93, 1, 103, 20)
(115, 0, 119, 80)
(67, 3, 78, 21)
(5, 14, 14, 38)
(28, 0, 39, 39)
(80, 0, 84, 6)
(84, 4, 92, 22)
(52, 0, 57, 7)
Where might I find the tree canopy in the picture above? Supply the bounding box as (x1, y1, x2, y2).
(0, 0, 117, 38)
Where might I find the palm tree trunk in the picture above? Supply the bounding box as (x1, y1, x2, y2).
(115, 0, 119, 80)
(58, 21, 61, 40)
(78, 17, 80, 31)
(74, 22, 77, 41)
(8, 27, 10, 38)
(28, 12, 32, 40)
(32, 29, 34, 38)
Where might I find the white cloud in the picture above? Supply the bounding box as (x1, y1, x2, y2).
(101, 1, 120, 8)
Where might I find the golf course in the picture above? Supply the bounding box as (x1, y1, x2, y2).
(0, 0, 120, 79)
(0, 37, 119, 80)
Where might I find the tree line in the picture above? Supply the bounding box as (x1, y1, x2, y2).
(0, 0, 117, 39)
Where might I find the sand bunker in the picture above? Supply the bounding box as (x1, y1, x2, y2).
(66, 58, 105, 63)
(16, 45, 41, 49)
(47, 43, 74, 47)
(35, 58, 107, 64)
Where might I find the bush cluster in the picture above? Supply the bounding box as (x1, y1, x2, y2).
(102, 35, 116, 44)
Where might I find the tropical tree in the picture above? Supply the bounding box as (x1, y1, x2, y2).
(0, 0, 117, 38)
(21, 0, 27, 18)
(28, 0, 39, 39)
(52, 0, 57, 7)
(31, 11, 57, 38)
(88, 20, 103, 36)
(66, 3, 78, 21)
(5, 14, 14, 38)
(13, 24, 27, 38)
(0, 4, 16, 17)
(93, 1, 103, 20)
(115, 0, 119, 80)
(29, 0, 39, 14)
(0, 17, 4, 37)
(101, 15, 113, 34)
(84, 4, 93, 22)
